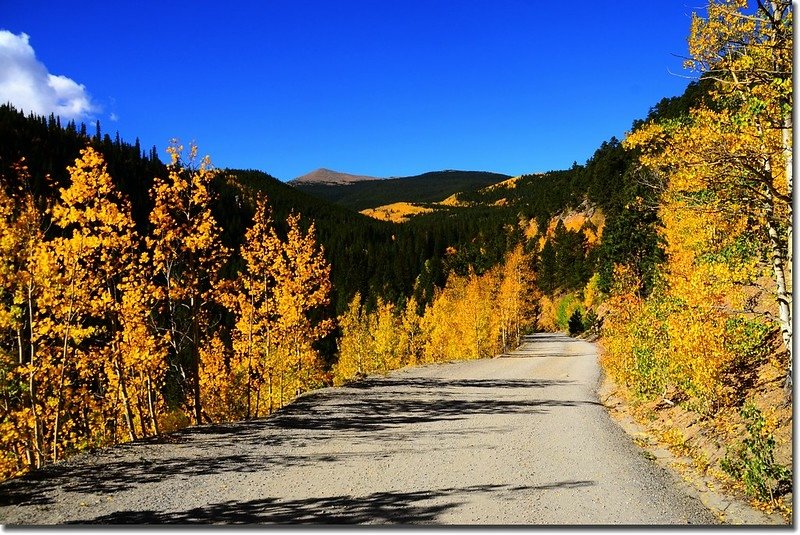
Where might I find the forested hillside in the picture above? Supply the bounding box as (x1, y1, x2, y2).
(0, 105, 528, 480)
(293, 170, 510, 211)
(0, 0, 791, 515)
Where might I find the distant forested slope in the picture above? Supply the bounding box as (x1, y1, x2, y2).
(293, 170, 511, 210)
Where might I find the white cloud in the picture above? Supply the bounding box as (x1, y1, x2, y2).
(0, 30, 98, 120)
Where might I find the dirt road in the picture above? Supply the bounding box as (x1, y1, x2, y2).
(0, 333, 716, 525)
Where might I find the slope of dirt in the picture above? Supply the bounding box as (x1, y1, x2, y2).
(598, 343, 791, 524)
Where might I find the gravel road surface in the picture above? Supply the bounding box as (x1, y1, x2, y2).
(0, 333, 717, 525)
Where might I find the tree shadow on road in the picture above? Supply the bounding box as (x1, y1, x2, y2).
(271, 389, 594, 433)
(0, 375, 599, 515)
(69, 481, 596, 525)
(344, 377, 570, 390)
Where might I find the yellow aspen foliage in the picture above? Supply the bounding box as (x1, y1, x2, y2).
(334, 245, 538, 385)
(421, 277, 463, 363)
(496, 245, 538, 352)
(146, 142, 229, 425)
(582, 273, 602, 311)
(333, 294, 372, 385)
(270, 213, 333, 407)
(114, 277, 168, 439)
(536, 295, 558, 332)
(397, 296, 424, 367)
(463, 269, 500, 359)
(333, 296, 404, 385)
(198, 333, 246, 422)
(216, 196, 283, 418)
(371, 298, 403, 372)
(602, 192, 769, 411)
(601, 264, 673, 398)
(0, 147, 164, 469)
(45, 147, 136, 458)
(421, 269, 500, 362)
(0, 161, 53, 477)
(625, 0, 792, 389)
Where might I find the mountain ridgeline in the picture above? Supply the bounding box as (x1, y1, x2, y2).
(292, 169, 511, 211)
(290, 168, 381, 185)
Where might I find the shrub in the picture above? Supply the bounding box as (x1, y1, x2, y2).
(720, 403, 791, 503)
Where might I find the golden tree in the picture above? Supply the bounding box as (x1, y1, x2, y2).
(198, 333, 245, 421)
(462, 269, 498, 359)
(4, 146, 160, 462)
(496, 245, 537, 351)
(421, 279, 460, 363)
(420, 269, 498, 362)
(218, 196, 284, 418)
(398, 296, 424, 367)
(114, 274, 167, 438)
(0, 161, 52, 475)
(147, 142, 229, 425)
(271, 213, 333, 404)
(371, 298, 403, 373)
(628, 0, 792, 388)
(333, 293, 372, 385)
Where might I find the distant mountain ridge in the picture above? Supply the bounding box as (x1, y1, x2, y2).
(292, 169, 511, 211)
(290, 168, 382, 185)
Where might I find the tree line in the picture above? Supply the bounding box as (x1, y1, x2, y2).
(0, 141, 536, 479)
(0, 145, 332, 477)
(333, 245, 537, 385)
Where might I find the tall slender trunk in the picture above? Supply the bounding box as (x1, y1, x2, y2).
(52, 340, 69, 463)
(25, 283, 42, 468)
(268, 372, 273, 414)
(146, 375, 160, 436)
(114, 358, 137, 441)
(53, 259, 79, 463)
(764, 197, 792, 392)
(279, 371, 284, 409)
(245, 304, 253, 420)
(781, 112, 793, 392)
(133, 381, 148, 436)
(190, 296, 202, 426)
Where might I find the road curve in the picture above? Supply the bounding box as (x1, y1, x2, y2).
(0, 333, 717, 525)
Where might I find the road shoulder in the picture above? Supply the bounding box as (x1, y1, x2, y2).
(596, 370, 786, 525)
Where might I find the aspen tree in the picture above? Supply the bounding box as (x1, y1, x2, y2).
(271, 213, 332, 405)
(44, 147, 144, 457)
(0, 161, 51, 475)
(371, 298, 402, 372)
(398, 296, 423, 366)
(333, 294, 371, 385)
(497, 245, 537, 351)
(147, 142, 229, 425)
(220, 196, 283, 417)
(628, 0, 793, 390)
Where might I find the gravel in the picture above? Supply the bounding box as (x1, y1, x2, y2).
(0, 333, 718, 525)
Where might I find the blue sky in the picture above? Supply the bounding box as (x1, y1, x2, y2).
(2, 1, 699, 181)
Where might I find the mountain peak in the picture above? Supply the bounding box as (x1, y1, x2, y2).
(290, 168, 382, 186)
